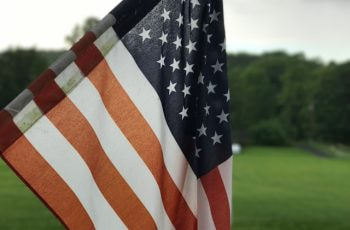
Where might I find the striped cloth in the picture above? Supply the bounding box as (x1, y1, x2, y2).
(0, 0, 232, 229)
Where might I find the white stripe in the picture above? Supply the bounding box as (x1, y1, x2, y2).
(68, 78, 174, 230)
(103, 31, 197, 215)
(24, 115, 126, 230)
(219, 156, 233, 220)
(197, 181, 216, 230)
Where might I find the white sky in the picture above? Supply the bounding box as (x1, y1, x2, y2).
(0, 0, 349, 62)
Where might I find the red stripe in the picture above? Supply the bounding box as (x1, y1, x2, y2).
(71, 32, 97, 58)
(87, 56, 197, 229)
(75, 44, 104, 76)
(33, 79, 66, 114)
(0, 110, 22, 154)
(2, 136, 95, 229)
(0, 155, 68, 229)
(201, 167, 231, 230)
(28, 69, 56, 95)
(47, 97, 157, 229)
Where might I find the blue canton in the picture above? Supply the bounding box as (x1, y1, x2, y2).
(121, 0, 231, 177)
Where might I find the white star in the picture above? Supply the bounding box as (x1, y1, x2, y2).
(198, 73, 205, 84)
(224, 90, 230, 102)
(207, 34, 213, 43)
(167, 81, 177, 95)
(176, 14, 183, 26)
(207, 82, 217, 94)
(179, 107, 189, 120)
(190, 18, 199, 30)
(217, 110, 229, 123)
(157, 55, 165, 68)
(211, 59, 224, 74)
(139, 28, 151, 42)
(170, 58, 180, 72)
(204, 104, 211, 115)
(197, 124, 207, 137)
(159, 32, 168, 45)
(173, 36, 182, 50)
(195, 146, 201, 158)
(211, 132, 223, 145)
(184, 62, 194, 76)
(182, 85, 191, 97)
(209, 9, 221, 23)
(186, 40, 197, 54)
(161, 9, 171, 22)
(202, 23, 209, 33)
(191, 0, 200, 8)
(219, 39, 226, 52)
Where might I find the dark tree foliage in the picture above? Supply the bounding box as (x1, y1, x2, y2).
(0, 49, 63, 109)
(313, 62, 350, 144)
(0, 49, 48, 109)
(228, 51, 349, 145)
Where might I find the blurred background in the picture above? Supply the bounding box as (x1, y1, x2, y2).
(0, 0, 349, 229)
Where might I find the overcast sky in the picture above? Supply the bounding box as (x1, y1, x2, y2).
(0, 0, 349, 62)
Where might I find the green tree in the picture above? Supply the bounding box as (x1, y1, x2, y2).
(229, 52, 289, 144)
(278, 57, 321, 140)
(0, 49, 49, 108)
(227, 52, 324, 145)
(314, 62, 350, 144)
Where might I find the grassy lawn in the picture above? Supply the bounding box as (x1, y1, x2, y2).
(233, 147, 350, 230)
(0, 147, 349, 229)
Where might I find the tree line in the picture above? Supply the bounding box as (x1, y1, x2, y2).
(228, 52, 350, 145)
(0, 49, 349, 145)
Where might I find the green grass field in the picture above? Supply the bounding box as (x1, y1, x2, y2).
(0, 147, 349, 229)
(233, 147, 350, 230)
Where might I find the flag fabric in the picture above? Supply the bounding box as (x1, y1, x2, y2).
(0, 0, 232, 229)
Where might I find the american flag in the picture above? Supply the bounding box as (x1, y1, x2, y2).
(0, 0, 232, 229)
